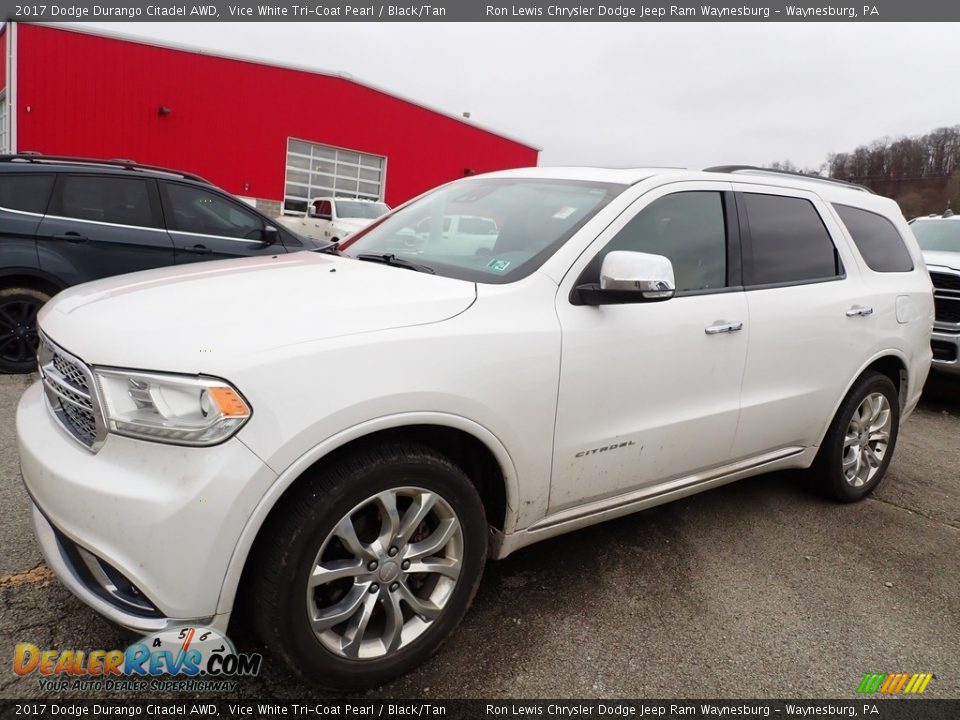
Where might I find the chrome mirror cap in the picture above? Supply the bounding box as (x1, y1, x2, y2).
(599, 251, 676, 299)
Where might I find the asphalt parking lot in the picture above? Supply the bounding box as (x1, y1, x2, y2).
(1, 371, 958, 700)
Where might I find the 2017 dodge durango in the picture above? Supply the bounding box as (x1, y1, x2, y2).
(17, 166, 934, 688)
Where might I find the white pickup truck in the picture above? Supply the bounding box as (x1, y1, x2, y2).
(277, 197, 390, 243)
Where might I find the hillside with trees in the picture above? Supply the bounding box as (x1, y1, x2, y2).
(770, 125, 960, 218)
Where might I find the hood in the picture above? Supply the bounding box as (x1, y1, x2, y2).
(39, 252, 476, 374)
(923, 250, 960, 272)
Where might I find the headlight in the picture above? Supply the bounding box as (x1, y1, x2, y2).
(94, 369, 251, 446)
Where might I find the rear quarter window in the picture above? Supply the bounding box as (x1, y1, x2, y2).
(0, 174, 55, 214)
(742, 193, 841, 286)
(834, 204, 914, 273)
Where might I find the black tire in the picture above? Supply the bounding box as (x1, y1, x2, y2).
(249, 443, 487, 689)
(0, 287, 50, 374)
(810, 371, 900, 503)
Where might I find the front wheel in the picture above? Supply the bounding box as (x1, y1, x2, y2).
(249, 443, 487, 688)
(0, 287, 51, 374)
(811, 371, 900, 502)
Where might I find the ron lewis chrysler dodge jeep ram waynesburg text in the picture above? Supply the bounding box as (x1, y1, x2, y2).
(18, 166, 933, 688)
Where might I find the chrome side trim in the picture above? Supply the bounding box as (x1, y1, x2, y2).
(41, 213, 168, 234)
(168, 229, 270, 245)
(530, 446, 806, 532)
(492, 446, 815, 559)
(0, 204, 44, 218)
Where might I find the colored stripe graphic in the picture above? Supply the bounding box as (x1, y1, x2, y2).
(858, 673, 934, 694)
(857, 674, 885, 693)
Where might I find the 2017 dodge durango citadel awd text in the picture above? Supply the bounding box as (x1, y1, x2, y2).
(17, 167, 934, 688)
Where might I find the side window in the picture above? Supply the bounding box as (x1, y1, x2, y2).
(166, 184, 264, 240)
(742, 193, 840, 286)
(317, 200, 332, 217)
(590, 191, 728, 293)
(834, 204, 914, 273)
(0, 175, 55, 214)
(59, 176, 157, 228)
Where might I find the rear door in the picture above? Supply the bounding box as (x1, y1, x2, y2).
(0, 172, 55, 271)
(161, 181, 288, 263)
(37, 174, 175, 285)
(731, 185, 873, 458)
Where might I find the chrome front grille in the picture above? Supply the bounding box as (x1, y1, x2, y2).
(38, 334, 105, 451)
(52, 352, 90, 392)
(930, 269, 960, 328)
(930, 271, 960, 293)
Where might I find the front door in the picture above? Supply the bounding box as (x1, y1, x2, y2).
(161, 182, 287, 263)
(551, 183, 748, 513)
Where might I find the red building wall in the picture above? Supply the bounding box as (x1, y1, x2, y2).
(13, 24, 537, 206)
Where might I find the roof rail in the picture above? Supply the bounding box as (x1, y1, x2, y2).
(703, 165, 875, 194)
(0, 154, 211, 184)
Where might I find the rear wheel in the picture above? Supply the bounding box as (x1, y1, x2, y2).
(249, 443, 487, 688)
(0, 287, 50, 374)
(811, 371, 900, 502)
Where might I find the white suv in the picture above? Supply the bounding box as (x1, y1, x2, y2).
(17, 167, 933, 688)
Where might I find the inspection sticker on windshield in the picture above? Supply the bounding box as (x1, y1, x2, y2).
(486, 259, 511, 273)
(552, 206, 577, 219)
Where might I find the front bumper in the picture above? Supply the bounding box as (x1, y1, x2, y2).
(931, 327, 960, 375)
(17, 381, 278, 631)
(30, 503, 207, 633)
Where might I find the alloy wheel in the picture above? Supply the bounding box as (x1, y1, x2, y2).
(0, 299, 42, 365)
(305, 487, 463, 660)
(842, 392, 892, 487)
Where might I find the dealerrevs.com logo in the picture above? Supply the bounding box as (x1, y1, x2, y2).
(13, 626, 262, 693)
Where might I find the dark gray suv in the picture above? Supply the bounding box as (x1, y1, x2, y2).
(0, 154, 325, 373)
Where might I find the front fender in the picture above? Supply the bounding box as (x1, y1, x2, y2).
(216, 411, 521, 615)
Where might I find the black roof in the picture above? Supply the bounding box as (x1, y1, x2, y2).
(0, 154, 211, 184)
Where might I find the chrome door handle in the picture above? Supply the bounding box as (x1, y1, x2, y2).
(846, 305, 874, 317)
(705, 321, 743, 335)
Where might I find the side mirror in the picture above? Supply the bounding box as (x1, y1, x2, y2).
(307, 206, 317, 218)
(262, 225, 280, 245)
(575, 251, 676, 305)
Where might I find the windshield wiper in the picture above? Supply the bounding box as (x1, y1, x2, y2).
(355, 253, 435, 274)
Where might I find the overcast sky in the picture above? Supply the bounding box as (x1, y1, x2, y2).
(82, 22, 959, 170)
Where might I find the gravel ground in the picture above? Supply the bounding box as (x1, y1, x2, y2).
(1, 371, 957, 700)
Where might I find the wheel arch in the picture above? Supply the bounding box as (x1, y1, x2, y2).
(0, 269, 66, 297)
(816, 350, 910, 449)
(218, 413, 519, 617)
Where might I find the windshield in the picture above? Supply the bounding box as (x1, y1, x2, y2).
(338, 178, 625, 283)
(911, 219, 960, 252)
(336, 201, 389, 219)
